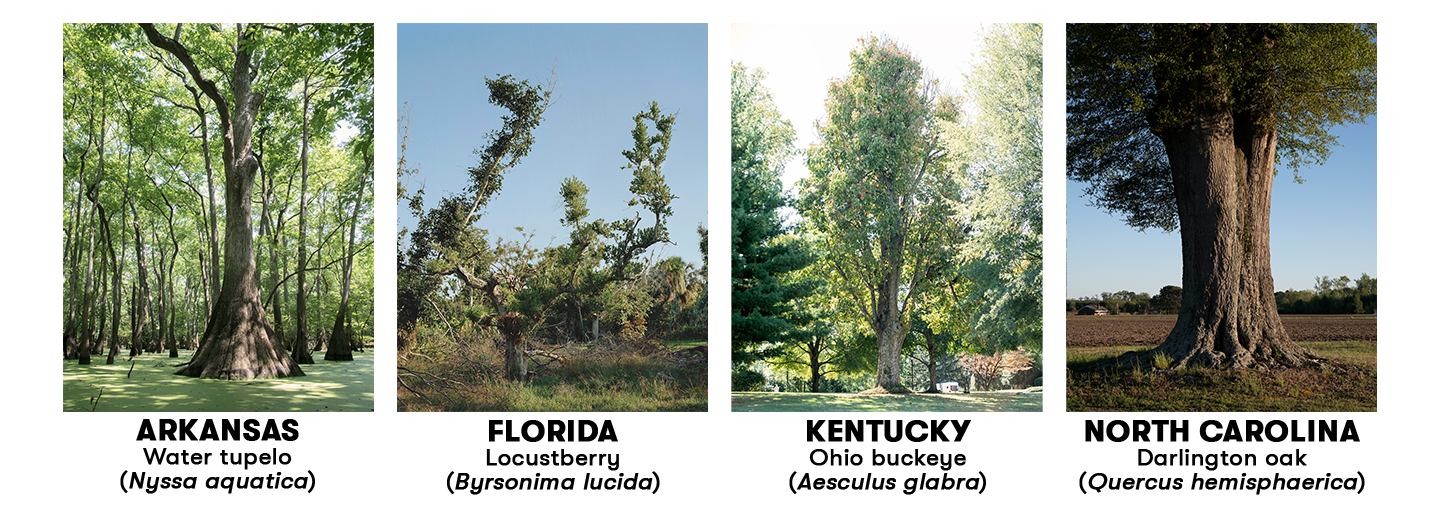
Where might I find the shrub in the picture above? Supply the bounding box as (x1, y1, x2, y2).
(732, 367, 766, 392)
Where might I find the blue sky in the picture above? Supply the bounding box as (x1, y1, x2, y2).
(1065, 116, 1378, 299)
(397, 24, 708, 268)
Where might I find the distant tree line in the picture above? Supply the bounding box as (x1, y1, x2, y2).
(1071, 274, 1376, 315)
(1275, 274, 1376, 314)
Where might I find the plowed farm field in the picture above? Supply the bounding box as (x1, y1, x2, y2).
(1067, 315, 1376, 349)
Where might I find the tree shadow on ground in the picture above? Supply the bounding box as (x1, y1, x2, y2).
(731, 390, 1042, 412)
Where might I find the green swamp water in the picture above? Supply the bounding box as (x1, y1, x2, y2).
(63, 350, 374, 412)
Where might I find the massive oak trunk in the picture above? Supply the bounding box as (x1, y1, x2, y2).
(1143, 25, 1321, 370)
(144, 23, 302, 379)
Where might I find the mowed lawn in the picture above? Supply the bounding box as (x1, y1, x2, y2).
(732, 390, 1042, 412)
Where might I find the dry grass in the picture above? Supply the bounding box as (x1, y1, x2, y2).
(398, 332, 706, 412)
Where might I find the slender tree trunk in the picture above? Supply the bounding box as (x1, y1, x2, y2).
(105, 204, 123, 364)
(196, 217, 211, 326)
(101, 189, 125, 360)
(146, 226, 162, 356)
(64, 186, 82, 353)
(292, 75, 315, 365)
(66, 96, 99, 359)
(327, 154, 368, 361)
(198, 105, 222, 308)
(257, 131, 287, 348)
(129, 203, 150, 358)
(78, 191, 100, 365)
(95, 258, 108, 356)
(807, 337, 823, 393)
(920, 330, 940, 393)
(162, 213, 181, 357)
(183, 278, 196, 349)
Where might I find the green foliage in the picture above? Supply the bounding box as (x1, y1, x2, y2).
(1151, 351, 1173, 370)
(798, 35, 962, 390)
(400, 79, 683, 367)
(602, 103, 678, 279)
(398, 75, 553, 347)
(919, 24, 1044, 358)
(622, 102, 677, 223)
(63, 24, 374, 358)
(1151, 285, 1184, 314)
(1068, 23, 1377, 231)
(732, 367, 767, 393)
(731, 63, 819, 363)
(1276, 273, 1377, 314)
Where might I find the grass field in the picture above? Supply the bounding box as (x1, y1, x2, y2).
(63, 350, 375, 412)
(731, 389, 1042, 412)
(398, 339, 706, 412)
(1066, 341, 1376, 412)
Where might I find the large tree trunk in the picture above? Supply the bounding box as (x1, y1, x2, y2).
(179, 140, 301, 378)
(144, 23, 302, 379)
(868, 241, 910, 393)
(1144, 25, 1320, 370)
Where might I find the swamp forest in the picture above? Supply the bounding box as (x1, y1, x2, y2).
(62, 23, 375, 411)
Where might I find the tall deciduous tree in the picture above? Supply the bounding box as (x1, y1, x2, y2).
(941, 23, 1043, 352)
(142, 23, 303, 379)
(1068, 23, 1375, 369)
(327, 150, 371, 361)
(798, 36, 961, 393)
(730, 63, 817, 374)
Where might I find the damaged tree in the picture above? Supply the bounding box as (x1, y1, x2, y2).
(400, 84, 678, 382)
(1068, 24, 1376, 369)
(398, 74, 554, 363)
